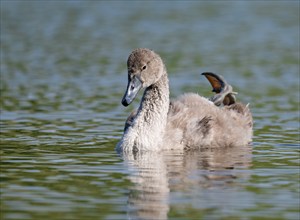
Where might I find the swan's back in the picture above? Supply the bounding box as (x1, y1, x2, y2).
(164, 93, 253, 150)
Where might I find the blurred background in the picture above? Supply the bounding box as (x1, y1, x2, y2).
(1, 1, 299, 220)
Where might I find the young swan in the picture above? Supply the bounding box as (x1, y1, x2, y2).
(117, 48, 253, 152)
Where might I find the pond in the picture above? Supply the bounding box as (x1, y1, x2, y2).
(1, 1, 299, 220)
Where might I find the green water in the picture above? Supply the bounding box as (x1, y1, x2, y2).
(1, 1, 299, 220)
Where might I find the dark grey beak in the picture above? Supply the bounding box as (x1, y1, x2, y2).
(121, 76, 142, 106)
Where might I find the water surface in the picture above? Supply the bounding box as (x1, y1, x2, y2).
(1, 1, 299, 220)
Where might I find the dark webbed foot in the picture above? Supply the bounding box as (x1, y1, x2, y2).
(201, 72, 237, 106)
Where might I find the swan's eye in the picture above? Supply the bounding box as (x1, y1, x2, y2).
(142, 65, 147, 70)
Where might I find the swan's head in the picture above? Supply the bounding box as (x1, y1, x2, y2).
(122, 48, 164, 106)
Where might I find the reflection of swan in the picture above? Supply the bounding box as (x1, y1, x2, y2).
(123, 152, 170, 220)
(122, 146, 252, 220)
(117, 48, 253, 152)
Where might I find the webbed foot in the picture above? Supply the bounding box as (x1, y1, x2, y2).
(202, 72, 237, 106)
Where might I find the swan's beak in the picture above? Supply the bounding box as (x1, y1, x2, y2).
(122, 76, 142, 106)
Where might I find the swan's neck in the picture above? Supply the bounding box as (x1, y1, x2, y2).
(122, 71, 169, 152)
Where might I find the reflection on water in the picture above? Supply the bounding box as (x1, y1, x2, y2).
(125, 152, 170, 220)
(122, 146, 252, 219)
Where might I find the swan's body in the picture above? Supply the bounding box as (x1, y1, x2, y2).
(117, 48, 253, 152)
